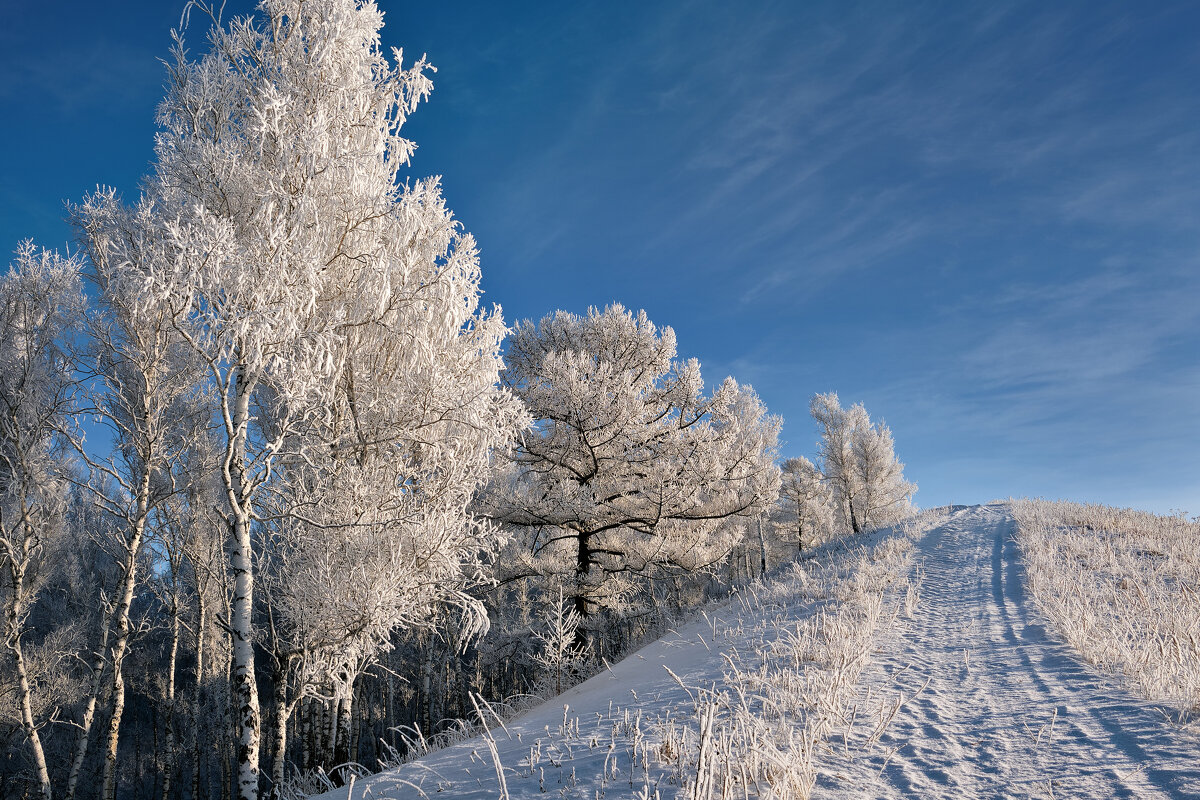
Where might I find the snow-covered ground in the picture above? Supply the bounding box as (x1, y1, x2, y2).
(315, 504, 1200, 799)
(825, 504, 1200, 799)
(1014, 498, 1200, 716)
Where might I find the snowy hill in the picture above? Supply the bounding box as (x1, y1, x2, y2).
(824, 503, 1199, 799)
(313, 504, 1200, 800)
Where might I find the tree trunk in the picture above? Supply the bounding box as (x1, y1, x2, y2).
(349, 681, 362, 765)
(756, 517, 768, 576)
(333, 687, 353, 770)
(572, 532, 593, 651)
(192, 594, 208, 800)
(220, 595, 236, 800)
(299, 699, 311, 772)
(227, 366, 261, 800)
(101, 468, 153, 800)
(230, 509, 260, 800)
(323, 700, 336, 767)
(162, 596, 181, 800)
(101, 647, 127, 800)
(268, 656, 292, 798)
(65, 603, 112, 800)
(420, 645, 434, 735)
(6, 581, 52, 800)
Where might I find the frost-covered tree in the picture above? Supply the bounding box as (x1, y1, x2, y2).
(531, 587, 589, 696)
(0, 244, 84, 800)
(850, 413, 916, 530)
(133, 1, 521, 794)
(488, 305, 780, 646)
(777, 456, 833, 554)
(810, 393, 866, 534)
(811, 393, 914, 534)
(71, 191, 210, 800)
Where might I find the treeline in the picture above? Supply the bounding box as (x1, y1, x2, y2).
(0, 2, 915, 800)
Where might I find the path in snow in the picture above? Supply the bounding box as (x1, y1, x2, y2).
(317, 504, 1200, 799)
(827, 503, 1200, 799)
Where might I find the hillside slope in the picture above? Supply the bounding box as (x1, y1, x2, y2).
(314, 504, 1200, 799)
(824, 504, 1199, 799)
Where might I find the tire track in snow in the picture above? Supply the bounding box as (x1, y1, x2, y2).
(825, 503, 1200, 799)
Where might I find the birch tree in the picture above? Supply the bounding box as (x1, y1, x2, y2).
(140, 2, 521, 794)
(0, 243, 84, 800)
(71, 190, 209, 800)
(850, 414, 916, 529)
(810, 392, 914, 534)
(777, 456, 833, 554)
(488, 305, 780, 645)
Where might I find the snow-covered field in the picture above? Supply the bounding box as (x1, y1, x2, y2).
(315, 504, 1200, 799)
(1014, 498, 1200, 718)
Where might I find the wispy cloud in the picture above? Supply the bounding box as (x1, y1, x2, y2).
(410, 0, 1200, 516)
(7, 0, 1194, 512)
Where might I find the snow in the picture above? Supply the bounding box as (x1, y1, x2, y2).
(314, 504, 1200, 799)
(1014, 498, 1200, 715)
(823, 504, 1200, 799)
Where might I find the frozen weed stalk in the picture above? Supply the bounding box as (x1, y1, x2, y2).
(638, 522, 918, 800)
(320, 515, 931, 800)
(1014, 499, 1200, 719)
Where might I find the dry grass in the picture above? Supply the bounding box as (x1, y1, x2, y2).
(646, 522, 922, 799)
(1014, 498, 1200, 718)
(331, 521, 927, 800)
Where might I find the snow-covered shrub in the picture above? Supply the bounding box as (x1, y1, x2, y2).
(532, 588, 592, 696)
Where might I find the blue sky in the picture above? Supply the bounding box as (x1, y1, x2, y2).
(2, 1, 1197, 513)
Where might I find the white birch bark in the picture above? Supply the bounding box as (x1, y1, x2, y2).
(4, 559, 52, 800)
(227, 366, 261, 800)
(0, 244, 84, 800)
(100, 469, 153, 800)
(161, 590, 180, 800)
(65, 605, 111, 800)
